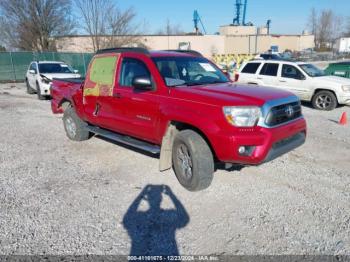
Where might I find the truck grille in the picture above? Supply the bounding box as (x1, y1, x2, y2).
(265, 101, 302, 126)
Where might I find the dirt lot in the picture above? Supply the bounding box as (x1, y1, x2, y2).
(0, 82, 349, 256)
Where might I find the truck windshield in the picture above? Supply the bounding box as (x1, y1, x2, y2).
(152, 56, 229, 86)
(39, 63, 74, 74)
(299, 64, 325, 77)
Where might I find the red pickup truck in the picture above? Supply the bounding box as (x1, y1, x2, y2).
(51, 48, 306, 191)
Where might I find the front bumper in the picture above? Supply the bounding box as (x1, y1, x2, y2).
(338, 94, 350, 105)
(263, 132, 305, 163)
(39, 82, 52, 95)
(213, 117, 307, 165)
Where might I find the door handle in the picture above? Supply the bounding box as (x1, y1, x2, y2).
(279, 80, 287, 83)
(113, 93, 122, 98)
(257, 77, 263, 80)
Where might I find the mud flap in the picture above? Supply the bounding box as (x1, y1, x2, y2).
(159, 125, 178, 172)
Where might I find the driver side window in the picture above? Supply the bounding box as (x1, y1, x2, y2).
(30, 63, 37, 73)
(282, 64, 304, 79)
(119, 58, 151, 87)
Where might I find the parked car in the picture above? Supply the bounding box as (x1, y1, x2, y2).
(237, 60, 350, 110)
(51, 48, 306, 191)
(325, 61, 350, 79)
(25, 61, 81, 100)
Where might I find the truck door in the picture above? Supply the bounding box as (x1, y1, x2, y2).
(256, 62, 280, 88)
(98, 55, 160, 143)
(82, 54, 119, 126)
(278, 64, 310, 100)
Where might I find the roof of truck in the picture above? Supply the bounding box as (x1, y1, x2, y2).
(96, 47, 203, 58)
(149, 50, 200, 57)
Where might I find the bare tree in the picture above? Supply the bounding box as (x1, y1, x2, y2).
(307, 8, 345, 49)
(330, 15, 344, 46)
(345, 17, 350, 37)
(75, 0, 142, 52)
(317, 10, 333, 48)
(156, 19, 185, 35)
(307, 8, 318, 47)
(0, 0, 75, 51)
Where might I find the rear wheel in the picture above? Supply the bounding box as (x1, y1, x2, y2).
(26, 79, 35, 94)
(172, 130, 214, 191)
(312, 90, 337, 111)
(36, 82, 46, 100)
(63, 107, 91, 141)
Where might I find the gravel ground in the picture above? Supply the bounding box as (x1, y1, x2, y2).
(0, 82, 349, 256)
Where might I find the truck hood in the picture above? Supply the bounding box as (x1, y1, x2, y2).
(313, 75, 350, 86)
(170, 82, 295, 107)
(41, 73, 81, 80)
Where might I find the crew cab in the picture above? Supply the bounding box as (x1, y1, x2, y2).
(237, 60, 350, 110)
(25, 61, 81, 100)
(51, 48, 307, 191)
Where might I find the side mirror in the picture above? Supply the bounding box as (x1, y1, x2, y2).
(74, 69, 79, 73)
(224, 72, 231, 80)
(29, 69, 36, 74)
(299, 74, 306, 80)
(132, 76, 153, 90)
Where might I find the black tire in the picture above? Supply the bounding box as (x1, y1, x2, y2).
(36, 82, 46, 100)
(312, 90, 337, 111)
(172, 130, 214, 191)
(63, 107, 91, 141)
(26, 79, 35, 94)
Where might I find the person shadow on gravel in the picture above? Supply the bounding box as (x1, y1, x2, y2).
(123, 184, 189, 256)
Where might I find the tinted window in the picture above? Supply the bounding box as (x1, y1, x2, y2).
(241, 63, 261, 74)
(282, 64, 304, 79)
(152, 56, 229, 87)
(30, 63, 37, 73)
(38, 63, 74, 74)
(259, 63, 279, 76)
(120, 58, 151, 87)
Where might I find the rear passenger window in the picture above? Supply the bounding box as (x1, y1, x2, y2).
(259, 63, 279, 76)
(241, 63, 261, 74)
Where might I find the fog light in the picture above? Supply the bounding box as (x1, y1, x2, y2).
(238, 146, 255, 156)
(238, 146, 246, 154)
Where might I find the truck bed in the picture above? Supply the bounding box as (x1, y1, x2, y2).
(51, 78, 84, 114)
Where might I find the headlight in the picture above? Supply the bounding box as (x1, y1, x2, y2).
(223, 106, 261, 127)
(342, 85, 350, 92)
(40, 75, 51, 84)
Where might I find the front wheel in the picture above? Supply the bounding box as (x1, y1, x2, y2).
(172, 130, 214, 191)
(312, 90, 337, 111)
(26, 79, 35, 94)
(36, 82, 46, 100)
(63, 107, 91, 141)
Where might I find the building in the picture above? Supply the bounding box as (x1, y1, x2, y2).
(335, 38, 350, 53)
(55, 25, 314, 57)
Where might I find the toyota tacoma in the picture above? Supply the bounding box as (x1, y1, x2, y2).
(51, 48, 307, 191)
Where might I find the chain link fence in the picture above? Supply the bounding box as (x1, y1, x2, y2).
(0, 51, 93, 82)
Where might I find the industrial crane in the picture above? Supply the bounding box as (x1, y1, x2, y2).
(232, 0, 251, 26)
(193, 10, 207, 35)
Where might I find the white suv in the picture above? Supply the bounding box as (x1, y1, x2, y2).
(237, 60, 350, 110)
(25, 61, 81, 100)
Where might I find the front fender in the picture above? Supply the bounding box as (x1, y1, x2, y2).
(158, 102, 228, 159)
